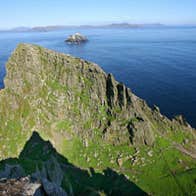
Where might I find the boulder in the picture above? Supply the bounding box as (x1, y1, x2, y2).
(0, 177, 44, 196)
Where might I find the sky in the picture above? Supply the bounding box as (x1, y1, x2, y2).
(0, 0, 196, 29)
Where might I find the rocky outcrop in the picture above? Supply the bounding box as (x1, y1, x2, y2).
(0, 175, 68, 196)
(65, 33, 88, 44)
(0, 177, 44, 196)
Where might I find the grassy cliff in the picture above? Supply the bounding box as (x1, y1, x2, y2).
(0, 44, 195, 195)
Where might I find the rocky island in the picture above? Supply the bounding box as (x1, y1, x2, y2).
(0, 44, 195, 195)
(65, 33, 88, 44)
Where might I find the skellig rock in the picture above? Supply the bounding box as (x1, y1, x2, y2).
(65, 33, 88, 44)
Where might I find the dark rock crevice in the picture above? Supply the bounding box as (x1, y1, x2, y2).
(117, 83, 126, 108)
(106, 73, 116, 108)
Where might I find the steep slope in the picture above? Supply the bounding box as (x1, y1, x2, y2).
(0, 43, 195, 195)
(0, 131, 146, 195)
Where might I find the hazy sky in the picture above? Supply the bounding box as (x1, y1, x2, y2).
(1, 0, 196, 28)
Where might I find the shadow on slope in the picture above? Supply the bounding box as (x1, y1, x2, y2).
(0, 131, 146, 196)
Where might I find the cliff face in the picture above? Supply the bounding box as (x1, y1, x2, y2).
(0, 44, 195, 195)
(2, 44, 155, 146)
(2, 44, 187, 146)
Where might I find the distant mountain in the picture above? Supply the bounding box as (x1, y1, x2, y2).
(139, 23, 165, 27)
(0, 25, 71, 32)
(0, 23, 166, 32)
(104, 23, 141, 28)
(0, 26, 31, 32)
(31, 25, 74, 32)
(79, 23, 142, 28)
(10, 26, 31, 32)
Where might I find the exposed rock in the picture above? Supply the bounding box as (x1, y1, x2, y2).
(0, 176, 67, 196)
(183, 138, 189, 144)
(94, 152, 98, 158)
(127, 118, 155, 146)
(174, 115, 191, 128)
(24, 180, 44, 196)
(65, 33, 88, 44)
(116, 157, 123, 167)
(0, 177, 44, 196)
(147, 151, 153, 157)
(153, 105, 160, 113)
(141, 157, 145, 163)
(178, 159, 183, 164)
(106, 74, 118, 108)
(84, 139, 89, 147)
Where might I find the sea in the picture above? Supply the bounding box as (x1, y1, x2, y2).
(0, 27, 196, 127)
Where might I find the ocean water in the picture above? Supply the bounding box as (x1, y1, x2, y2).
(0, 27, 196, 127)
